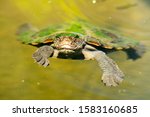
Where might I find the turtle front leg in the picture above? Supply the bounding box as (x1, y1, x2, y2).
(82, 46, 124, 86)
(32, 45, 54, 67)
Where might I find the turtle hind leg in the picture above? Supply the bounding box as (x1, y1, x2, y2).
(82, 45, 124, 86)
(125, 44, 146, 60)
(32, 46, 54, 67)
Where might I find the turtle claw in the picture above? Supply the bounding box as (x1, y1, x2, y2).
(43, 58, 49, 67)
(32, 45, 54, 67)
(32, 54, 49, 67)
(38, 58, 45, 65)
(102, 73, 123, 87)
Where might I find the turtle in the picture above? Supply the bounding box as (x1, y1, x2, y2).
(17, 19, 145, 86)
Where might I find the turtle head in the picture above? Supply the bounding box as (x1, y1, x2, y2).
(53, 36, 85, 53)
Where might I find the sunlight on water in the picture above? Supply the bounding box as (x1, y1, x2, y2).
(92, 0, 97, 4)
(0, 0, 150, 99)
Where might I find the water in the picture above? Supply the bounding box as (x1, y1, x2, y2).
(0, 0, 150, 99)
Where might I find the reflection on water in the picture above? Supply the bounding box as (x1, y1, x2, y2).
(0, 0, 150, 99)
(116, 3, 138, 10)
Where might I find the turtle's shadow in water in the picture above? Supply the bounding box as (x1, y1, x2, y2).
(94, 45, 145, 60)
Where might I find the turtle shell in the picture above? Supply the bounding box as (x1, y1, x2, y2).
(17, 19, 140, 50)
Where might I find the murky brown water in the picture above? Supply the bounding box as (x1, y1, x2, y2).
(0, 0, 150, 99)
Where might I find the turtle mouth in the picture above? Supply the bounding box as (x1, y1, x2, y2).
(59, 44, 76, 50)
(54, 36, 84, 50)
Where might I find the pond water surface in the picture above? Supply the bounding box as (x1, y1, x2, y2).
(0, 0, 150, 99)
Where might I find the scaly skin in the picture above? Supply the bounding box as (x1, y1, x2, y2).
(82, 45, 124, 86)
(32, 46, 54, 67)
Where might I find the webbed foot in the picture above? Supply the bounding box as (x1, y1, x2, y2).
(32, 46, 54, 67)
(99, 53, 124, 86)
(82, 45, 124, 86)
(102, 72, 123, 86)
